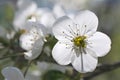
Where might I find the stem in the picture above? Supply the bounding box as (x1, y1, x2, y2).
(80, 74, 84, 80)
(81, 52, 84, 72)
(24, 60, 33, 77)
(0, 53, 24, 59)
(73, 72, 84, 80)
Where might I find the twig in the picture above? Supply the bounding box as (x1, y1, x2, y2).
(0, 53, 24, 59)
(24, 60, 33, 77)
(83, 62, 120, 80)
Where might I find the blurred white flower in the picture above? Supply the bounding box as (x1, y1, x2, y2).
(17, 0, 36, 10)
(13, 0, 56, 34)
(2, 67, 25, 80)
(53, 0, 88, 10)
(13, 0, 37, 30)
(53, 4, 66, 18)
(20, 22, 46, 60)
(52, 10, 111, 73)
(2, 67, 42, 80)
(53, 0, 105, 10)
(38, 8, 56, 34)
(53, 4, 78, 20)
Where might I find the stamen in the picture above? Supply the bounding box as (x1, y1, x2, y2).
(74, 23, 80, 35)
(73, 36, 86, 48)
(20, 29, 26, 34)
(62, 31, 74, 40)
(67, 25, 78, 37)
(81, 50, 84, 72)
(83, 25, 87, 35)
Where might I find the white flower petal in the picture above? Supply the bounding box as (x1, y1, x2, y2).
(24, 22, 46, 36)
(87, 32, 111, 57)
(52, 41, 73, 65)
(72, 53, 98, 73)
(53, 4, 65, 18)
(85, 48, 97, 58)
(13, 1, 37, 30)
(32, 39, 44, 57)
(2, 67, 24, 80)
(40, 12, 56, 28)
(40, 12, 56, 34)
(24, 50, 33, 58)
(75, 10, 98, 36)
(28, 16, 37, 22)
(67, 12, 75, 19)
(20, 22, 45, 60)
(20, 33, 35, 51)
(24, 38, 44, 60)
(53, 16, 74, 41)
(17, 0, 37, 10)
(36, 8, 50, 16)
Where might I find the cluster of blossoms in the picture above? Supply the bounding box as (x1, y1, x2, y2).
(1, 0, 111, 79)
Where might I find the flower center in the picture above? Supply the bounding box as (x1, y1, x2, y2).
(27, 14, 38, 22)
(20, 29, 27, 34)
(73, 36, 86, 48)
(27, 14, 36, 19)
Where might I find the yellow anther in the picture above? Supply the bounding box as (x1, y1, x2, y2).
(73, 36, 86, 48)
(20, 29, 26, 34)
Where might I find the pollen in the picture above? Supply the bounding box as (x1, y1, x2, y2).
(73, 36, 86, 48)
(27, 14, 37, 20)
(20, 29, 26, 34)
(27, 15, 33, 20)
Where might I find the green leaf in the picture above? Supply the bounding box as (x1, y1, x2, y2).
(42, 70, 68, 80)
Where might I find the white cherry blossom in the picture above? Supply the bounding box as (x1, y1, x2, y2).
(20, 22, 46, 60)
(52, 10, 111, 73)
